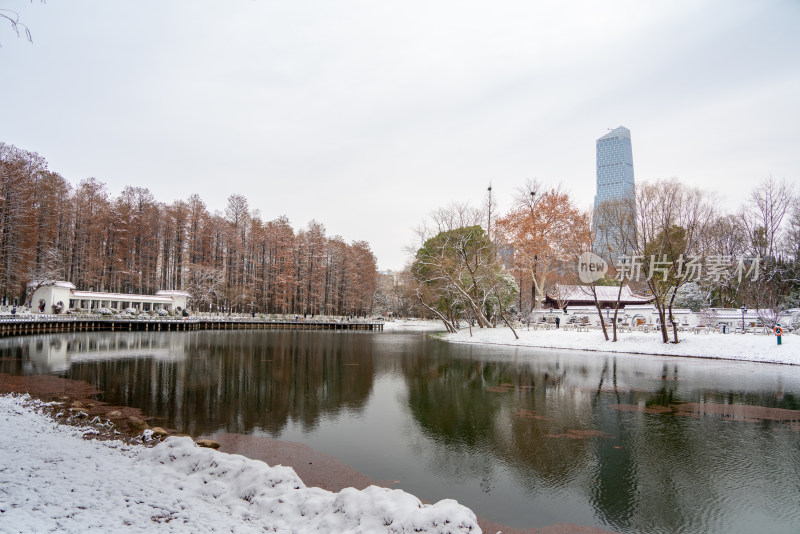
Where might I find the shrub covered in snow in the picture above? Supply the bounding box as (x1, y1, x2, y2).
(95, 308, 115, 316)
(673, 282, 708, 312)
(788, 311, 800, 332)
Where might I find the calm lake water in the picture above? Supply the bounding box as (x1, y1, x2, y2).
(2, 329, 799, 533)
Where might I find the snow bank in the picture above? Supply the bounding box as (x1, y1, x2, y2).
(444, 326, 800, 365)
(0, 394, 479, 533)
(382, 319, 443, 331)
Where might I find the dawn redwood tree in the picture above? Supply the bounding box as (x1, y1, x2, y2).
(208, 211, 229, 309)
(296, 221, 327, 316)
(0, 142, 381, 313)
(324, 236, 348, 315)
(248, 214, 267, 310)
(264, 216, 296, 314)
(347, 240, 378, 316)
(0, 146, 39, 301)
(185, 195, 221, 309)
(114, 186, 161, 294)
(186, 194, 211, 267)
(224, 194, 253, 312)
(30, 171, 71, 284)
(69, 178, 111, 292)
(161, 200, 188, 290)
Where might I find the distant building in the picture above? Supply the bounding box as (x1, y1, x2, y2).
(593, 126, 636, 257)
(28, 281, 190, 314)
(497, 244, 515, 270)
(544, 285, 653, 309)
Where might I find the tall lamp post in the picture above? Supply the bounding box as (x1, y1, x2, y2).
(487, 185, 493, 238)
(529, 190, 536, 312)
(741, 305, 747, 332)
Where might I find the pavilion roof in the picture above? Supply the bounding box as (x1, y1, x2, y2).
(71, 291, 175, 303)
(547, 285, 653, 303)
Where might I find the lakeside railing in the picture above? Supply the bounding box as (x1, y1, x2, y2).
(0, 314, 385, 337)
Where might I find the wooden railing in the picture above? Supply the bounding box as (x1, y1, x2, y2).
(0, 315, 384, 337)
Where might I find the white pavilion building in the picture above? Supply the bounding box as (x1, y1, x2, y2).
(28, 281, 190, 314)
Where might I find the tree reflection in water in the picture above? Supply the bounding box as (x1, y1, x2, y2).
(21, 330, 376, 437)
(400, 343, 800, 532)
(403, 347, 611, 491)
(2, 331, 800, 532)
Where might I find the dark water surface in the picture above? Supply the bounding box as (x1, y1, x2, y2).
(2, 329, 799, 533)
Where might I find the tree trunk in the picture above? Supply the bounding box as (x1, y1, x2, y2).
(611, 283, 625, 342)
(668, 290, 680, 344)
(415, 294, 456, 333)
(594, 302, 609, 341)
(656, 304, 669, 343)
(497, 307, 518, 339)
(589, 284, 609, 341)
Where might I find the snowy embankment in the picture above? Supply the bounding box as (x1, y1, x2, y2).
(382, 319, 443, 331)
(444, 326, 800, 365)
(0, 395, 479, 533)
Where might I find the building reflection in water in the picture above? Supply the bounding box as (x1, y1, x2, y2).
(1, 330, 799, 532)
(0, 331, 375, 437)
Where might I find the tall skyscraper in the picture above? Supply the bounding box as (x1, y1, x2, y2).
(593, 126, 636, 257)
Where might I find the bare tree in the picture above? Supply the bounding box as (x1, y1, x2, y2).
(736, 176, 798, 317)
(783, 197, 800, 264)
(592, 198, 640, 341)
(742, 175, 794, 260)
(634, 179, 717, 343)
(1, 8, 33, 45)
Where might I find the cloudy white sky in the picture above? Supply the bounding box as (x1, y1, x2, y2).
(3, 0, 798, 270)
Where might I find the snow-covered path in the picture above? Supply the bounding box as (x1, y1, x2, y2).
(0, 395, 479, 533)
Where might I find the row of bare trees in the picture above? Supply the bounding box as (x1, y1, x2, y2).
(406, 175, 798, 342)
(584, 175, 799, 343)
(0, 143, 377, 315)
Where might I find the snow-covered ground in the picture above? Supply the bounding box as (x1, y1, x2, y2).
(381, 319, 443, 331)
(0, 395, 479, 534)
(444, 325, 800, 365)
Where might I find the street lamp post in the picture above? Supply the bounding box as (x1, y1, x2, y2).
(529, 190, 536, 312)
(741, 305, 747, 332)
(487, 185, 493, 238)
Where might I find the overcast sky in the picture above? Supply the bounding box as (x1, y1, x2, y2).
(3, 0, 798, 270)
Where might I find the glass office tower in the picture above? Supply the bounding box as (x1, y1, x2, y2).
(593, 126, 636, 257)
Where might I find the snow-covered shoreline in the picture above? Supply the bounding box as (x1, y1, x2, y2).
(381, 319, 445, 331)
(442, 325, 800, 366)
(0, 394, 479, 533)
